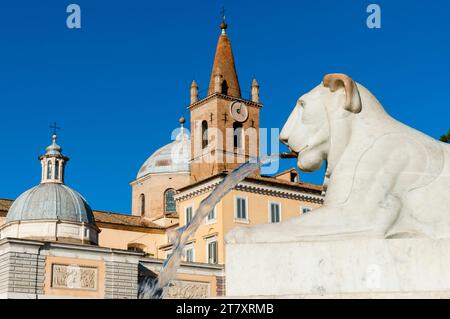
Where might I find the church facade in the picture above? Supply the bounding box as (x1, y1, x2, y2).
(0, 19, 323, 299)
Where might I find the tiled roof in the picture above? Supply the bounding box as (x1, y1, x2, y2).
(274, 168, 298, 177)
(176, 172, 323, 195)
(0, 199, 12, 215)
(249, 175, 323, 194)
(0, 198, 164, 229)
(93, 210, 164, 229)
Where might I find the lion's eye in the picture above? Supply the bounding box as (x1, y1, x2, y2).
(298, 100, 306, 108)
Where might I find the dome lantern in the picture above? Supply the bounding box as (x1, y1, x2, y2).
(39, 133, 69, 184)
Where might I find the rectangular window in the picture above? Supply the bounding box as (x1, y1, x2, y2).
(207, 239, 218, 264)
(235, 197, 247, 220)
(185, 245, 195, 263)
(270, 202, 281, 223)
(207, 206, 216, 223)
(185, 205, 193, 224)
(302, 207, 312, 214)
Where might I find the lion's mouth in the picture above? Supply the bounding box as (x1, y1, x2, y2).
(280, 145, 309, 159)
(280, 152, 297, 159)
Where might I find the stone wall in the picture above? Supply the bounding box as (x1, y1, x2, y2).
(0, 239, 142, 299)
(0, 253, 8, 295)
(130, 172, 191, 219)
(140, 258, 225, 298)
(0, 239, 222, 299)
(105, 260, 139, 299)
(0, 241, 45, 298)
(7, 252, 45, 296)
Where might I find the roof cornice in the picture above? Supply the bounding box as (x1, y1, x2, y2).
(187, 93, 262, 111)
(130, 170, 190, 186)
(174, 176, 324, 204)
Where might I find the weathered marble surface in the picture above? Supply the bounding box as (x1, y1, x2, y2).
(226, 238, 450, 297)
(227, 73, 450, 244)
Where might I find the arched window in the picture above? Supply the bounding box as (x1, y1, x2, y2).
(221, 80, 229, 95)
(140, 194, 145, 216)
(165, 189, 176, 213)
(201, 120, 208, 149)
(54, 160, 60, 180)
(233, 122, 243, 149)
(47, 160, 53, 179)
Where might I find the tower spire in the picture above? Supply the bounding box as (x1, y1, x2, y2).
(207, 11, 241, 98)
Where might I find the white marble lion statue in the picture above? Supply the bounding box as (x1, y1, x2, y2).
(227, 73, 450, 243)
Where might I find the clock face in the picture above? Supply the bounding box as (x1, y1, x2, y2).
(229, 102, 248, 122)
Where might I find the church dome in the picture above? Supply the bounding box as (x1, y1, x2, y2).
(137, 124, 190, 179)
(1, 132, 99, 245)
(6, 183, 94, 224)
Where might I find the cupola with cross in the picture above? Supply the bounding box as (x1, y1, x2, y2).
(1, 126, 99, 245)
(40, 124, 69, 184)
(189, 13, 262, 182)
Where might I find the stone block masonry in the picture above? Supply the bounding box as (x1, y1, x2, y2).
(0, 238, 143, 299)
(0, 253, 9, 295)
(105, 260, 139, 299)
(8, 252, 45, 295)
(0, 248, 45, 298)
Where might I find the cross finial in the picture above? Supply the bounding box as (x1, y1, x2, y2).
(219, 7, 228, 33)
(221, 7, 226, 22)
(50, 122, 60, 136)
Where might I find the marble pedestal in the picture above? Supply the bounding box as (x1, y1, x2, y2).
(226, 238, 450, 298)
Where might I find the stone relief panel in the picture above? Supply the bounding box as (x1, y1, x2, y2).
(52, 264, 98, 291)
(165, 280, 210, 299)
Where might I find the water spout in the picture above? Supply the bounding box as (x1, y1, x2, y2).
(138, 154, 280, 299)
(279, 152, 297, 159)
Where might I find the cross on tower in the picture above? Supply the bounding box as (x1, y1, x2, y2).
(50, 122, 60, 135)
(221, 6, 226, 22)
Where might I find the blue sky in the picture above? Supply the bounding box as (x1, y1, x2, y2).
(0, 0, 449, 213)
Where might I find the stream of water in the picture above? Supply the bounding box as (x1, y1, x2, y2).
(138, 155, 280, 299)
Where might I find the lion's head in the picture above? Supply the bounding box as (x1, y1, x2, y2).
(279, 73, 362, 172)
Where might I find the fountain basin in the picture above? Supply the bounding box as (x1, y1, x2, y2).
(226, 238, 450, 298)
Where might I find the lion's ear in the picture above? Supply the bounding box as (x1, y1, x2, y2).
(323, 73, 362, 114)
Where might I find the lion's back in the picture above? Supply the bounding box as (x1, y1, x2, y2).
(395, 141, 450, 238)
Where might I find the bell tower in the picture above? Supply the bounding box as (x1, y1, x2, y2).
(189, 17, 263, 182)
